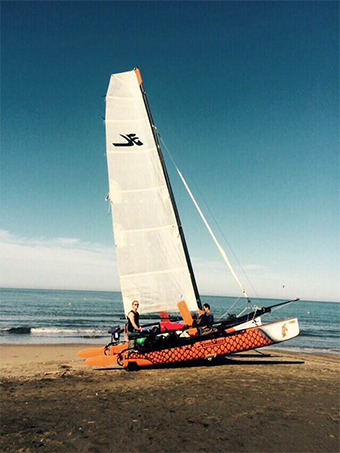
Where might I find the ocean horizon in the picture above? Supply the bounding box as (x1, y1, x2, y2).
(0, 287, 339, 354)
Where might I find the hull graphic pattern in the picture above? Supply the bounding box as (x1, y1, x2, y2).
(118, 318, 299, 369)
(124, 326, 272, 367)
(80, 317, 299, 369)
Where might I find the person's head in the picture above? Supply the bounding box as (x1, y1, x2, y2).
(132, 300, 139, 312)
(203, 303, 210, 313)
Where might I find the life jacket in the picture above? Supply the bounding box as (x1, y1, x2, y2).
(126, 310, 140, 333)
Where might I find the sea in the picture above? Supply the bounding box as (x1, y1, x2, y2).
(0, 288, 339, 354)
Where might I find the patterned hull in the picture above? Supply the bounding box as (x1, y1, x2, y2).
(122, 318, 299, 368)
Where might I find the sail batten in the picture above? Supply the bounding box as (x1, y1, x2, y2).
(120, 266, 188, 279)
(106, 96, 136, 100)
(105, 69, 199, 315)
(116, 224, 175, 234)
(105, 118, 148, 123)
(107, 146, 155, 155)
(118, 184, 167, 194)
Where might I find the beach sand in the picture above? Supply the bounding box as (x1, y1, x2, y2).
(0, 345, 339, 452)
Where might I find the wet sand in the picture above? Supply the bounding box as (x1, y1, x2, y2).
(0, 345, 339, 452)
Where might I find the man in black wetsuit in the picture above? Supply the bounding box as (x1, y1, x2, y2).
(127, 300, 142, 349)
(196, 303, 214, 328)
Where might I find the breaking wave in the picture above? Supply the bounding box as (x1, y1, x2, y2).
(0, 327, 32, 335)
(0, 327, 108, 336)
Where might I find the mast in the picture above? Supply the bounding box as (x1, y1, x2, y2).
(134, 68, 202, 310)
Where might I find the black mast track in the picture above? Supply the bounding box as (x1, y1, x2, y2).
(135, 68, 202, 310)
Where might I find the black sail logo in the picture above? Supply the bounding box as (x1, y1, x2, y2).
(113, 133, 143, 147)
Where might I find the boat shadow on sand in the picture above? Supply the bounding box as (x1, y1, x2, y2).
(94, 352, 304, 371)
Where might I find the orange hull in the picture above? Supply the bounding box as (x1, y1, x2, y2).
(122, 325, 273, 368)
(80, 318, 299, 369)
(78, 342, 127, 359)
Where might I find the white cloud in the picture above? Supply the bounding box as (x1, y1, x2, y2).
(0, 230, 119, 291)
(0, 229, 267, 296)
(0, 230, 338, 301)
(191, 253, 339, 301)
(191, 254, 306, 300)
(241, 264, 267, 271)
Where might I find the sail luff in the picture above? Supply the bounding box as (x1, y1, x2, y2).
(134, 68, 202, 310)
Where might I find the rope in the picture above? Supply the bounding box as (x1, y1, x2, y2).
(159, 135, 258, 302)
(161, 135, 260, 300)
(217, 296, 241, 321)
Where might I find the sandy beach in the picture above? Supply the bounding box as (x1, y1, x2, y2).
(0, 345, 339, 452)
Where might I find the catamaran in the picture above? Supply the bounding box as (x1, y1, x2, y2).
(78, 68, 299, 370)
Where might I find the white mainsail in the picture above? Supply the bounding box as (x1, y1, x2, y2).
(105, 69, 199, 315)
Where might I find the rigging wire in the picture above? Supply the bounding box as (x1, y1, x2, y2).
(159, 135, 261, 307)
(217, 296, 241, 321)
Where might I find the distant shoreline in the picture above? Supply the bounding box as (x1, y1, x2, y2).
(1, 288, 339, 352)
(1, 287, 339, 303)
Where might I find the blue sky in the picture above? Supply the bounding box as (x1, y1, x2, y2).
(1, 1, 339, 302)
